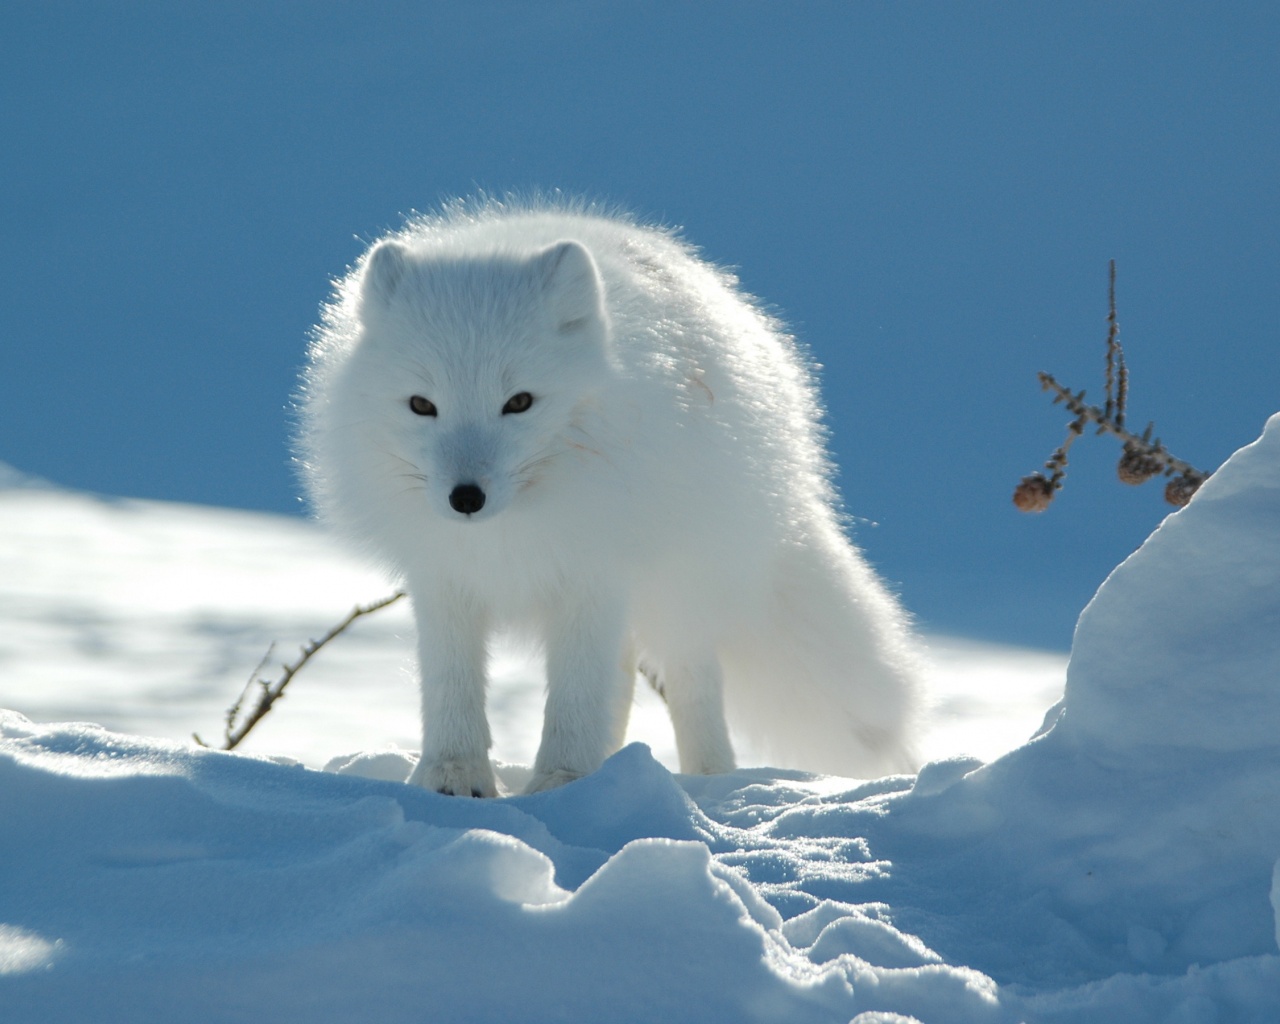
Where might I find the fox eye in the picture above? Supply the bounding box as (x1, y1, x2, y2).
(408, 395, 437, 417)
(502, 392, 534, 415)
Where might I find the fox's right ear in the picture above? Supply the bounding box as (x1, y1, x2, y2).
(536, 240, 607, 336)
(361, 240, 410, 306)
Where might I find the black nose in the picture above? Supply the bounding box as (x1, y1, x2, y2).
(448, 483, 486, 515)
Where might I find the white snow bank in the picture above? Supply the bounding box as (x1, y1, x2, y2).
(2, 415, 1279, 1021)
(1064, 412, 1280, 753)
(0, 464, 51, 489)
(0, 718, 998, 1023)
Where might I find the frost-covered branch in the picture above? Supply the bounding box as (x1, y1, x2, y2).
(194, 591, 406, 751)
(1013, 262, 1210, 513)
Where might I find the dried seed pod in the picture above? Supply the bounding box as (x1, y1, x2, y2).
(1164, 475, 1202, 507)
(1013, 474, 1056, 513)
(1117, 443, 1162, 485)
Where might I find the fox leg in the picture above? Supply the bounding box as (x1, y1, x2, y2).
(405, 584, 497, 798)
(658, 657, 736, 775)
(612, 642, 637, 751)
(527, 590, 631, 793)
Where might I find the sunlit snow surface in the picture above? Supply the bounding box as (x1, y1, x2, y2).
(3, 417, 1280, 1022)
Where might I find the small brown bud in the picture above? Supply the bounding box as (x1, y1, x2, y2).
(1164, 475, 1202, 507)
(1117, 443, 1162, 485)
(1013, 474, 1055, 513)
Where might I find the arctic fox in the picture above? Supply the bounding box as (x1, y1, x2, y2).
(299, 199, 921, 796)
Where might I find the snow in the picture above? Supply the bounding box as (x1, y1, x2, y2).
(2, 414, 1279, 1021)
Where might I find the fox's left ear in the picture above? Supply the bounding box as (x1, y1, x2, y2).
(536, 241, 607, 335)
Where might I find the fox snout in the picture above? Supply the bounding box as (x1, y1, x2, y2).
(449, 483, 486, 516)
(431, 423, 501, 518)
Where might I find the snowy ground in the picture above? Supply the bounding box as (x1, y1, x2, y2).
(2, 418, 1279, 1022)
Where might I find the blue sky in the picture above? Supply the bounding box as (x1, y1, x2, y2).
(2, 2, 1276, 649)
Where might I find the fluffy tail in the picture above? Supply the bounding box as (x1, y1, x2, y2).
(719, 522, 923, 778)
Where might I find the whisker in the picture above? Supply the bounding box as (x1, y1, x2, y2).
(382, 450, 425, 472)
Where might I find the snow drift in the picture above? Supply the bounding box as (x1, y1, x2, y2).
(2, 414, 1280, 1022)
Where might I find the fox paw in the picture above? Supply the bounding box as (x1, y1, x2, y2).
(523, 767, 585, 795)
(407, 755, 497, 798)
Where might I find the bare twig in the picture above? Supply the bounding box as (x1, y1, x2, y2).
(1013, 262, 1210, 513)
(1103, 260, 1125, 426)
(193, 590, 406, 751)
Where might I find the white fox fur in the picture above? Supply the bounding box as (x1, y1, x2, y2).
(299, 198, 921, 795)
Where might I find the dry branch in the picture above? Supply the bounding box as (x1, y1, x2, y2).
(1013, 262, 1209, 513)
(194, 590, 406, 751)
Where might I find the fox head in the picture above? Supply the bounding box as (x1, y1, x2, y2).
(340, 237, 614, 523)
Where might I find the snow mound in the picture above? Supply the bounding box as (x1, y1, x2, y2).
(2, 415, 1279, 1021)
(0, 717, 980, 1022)
(0, 461, 55, 490)
(1065, 413, 1280, 752)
